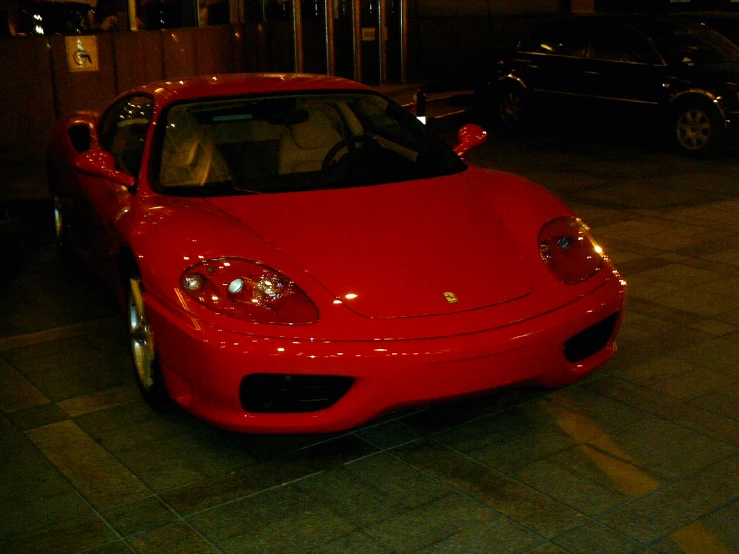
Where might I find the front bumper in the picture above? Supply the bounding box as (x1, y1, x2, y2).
(145, 275, 626, 433)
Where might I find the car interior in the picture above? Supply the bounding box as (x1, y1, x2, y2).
(156, 94, 434, 192)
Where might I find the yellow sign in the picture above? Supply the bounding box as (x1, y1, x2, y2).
(443, 292, 459, 304)
(65, 36, 99, 72)
(361, 27, 377, 42)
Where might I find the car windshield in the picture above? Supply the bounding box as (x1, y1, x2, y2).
(651, 23, 739, 65)
(153, 91, 466, 196)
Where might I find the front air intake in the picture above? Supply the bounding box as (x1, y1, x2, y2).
(564, 313, 619, 363)
(240, 373, 354, 413)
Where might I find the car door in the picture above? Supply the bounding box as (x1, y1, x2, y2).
(582, 21, 668, 121)
(75, 95, 153, 275)
(513, 20, 593, 110)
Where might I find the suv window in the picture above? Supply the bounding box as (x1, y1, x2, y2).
(590, 23, 662, 64)
(99, 96, 154, 177)
(518, 22, 590, 58)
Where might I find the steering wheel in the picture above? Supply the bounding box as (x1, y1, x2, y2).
(321, 135, 379, 170)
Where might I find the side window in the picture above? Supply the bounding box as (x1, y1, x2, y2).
(590, 24, 661, 64)
(518, 23, 590, 58)
(99, 96, 154, 177)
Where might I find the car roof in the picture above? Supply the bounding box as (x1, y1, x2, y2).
(550, 13, 709, 35)
(128, 73, 373, 105)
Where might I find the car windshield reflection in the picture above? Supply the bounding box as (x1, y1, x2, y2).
(654, 24, 739, 65)
(153, 92, 466, 196)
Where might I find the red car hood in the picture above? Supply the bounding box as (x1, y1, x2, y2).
(204, 174, 532, 318)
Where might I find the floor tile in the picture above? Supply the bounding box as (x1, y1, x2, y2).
(597, 455, 739, 543)
(113, 428, 257, 492)
(80, 540, 136, 554)
(689, 389, 739, 420)
(102, 496, 178, 537)
(0, 490, 93, 542)
(671, 335, 739, 375)
(160, 456, 323, 516)
(128, 521, 220, 554)
(352, 419, 426, 450)
(615, 312, 681, 346)
(188, 485, 321, 543)
(702, 276, 739, 299)
(21, 356, 131, 403)
(453, 415, 584, 475)
(689, 319, 738, 336)
(716, 309, 739, 326)
(431, 406, 572, 461)
(525, 544, 570, 554)
(25, 420, 151, 509)
(512, 446, 635, 516)
(552, 522, 644, 554)
(620, 274, 683, 302)
(624, 297, 699, 327)
(542, 388, 649, 433)
(0, 356, 50, 413)
(585, 376, 739, 448)
(586, 418, 736, 482)
(362, 494, 505, 554)
(649, 288, 739, 318)
(706, 248, 739, 267)
(392, 439, 586, 538)
(217, 506, 356, 554)
(613, 356, 735, 401)
(315, 531, 394, 554)
(5, 401, 68, 430)
(614, 257, 673, 278)
(416, 517, 541, 554)
(58, 384, 140, 417)
(0, 516, 118, 554)
(650, 501, 739, 554)
(296, 452, 451, 528)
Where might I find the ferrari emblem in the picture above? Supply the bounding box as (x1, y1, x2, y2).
(443, 292, 459, 304)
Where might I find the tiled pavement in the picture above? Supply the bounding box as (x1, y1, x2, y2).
(2, 121, 739, 553)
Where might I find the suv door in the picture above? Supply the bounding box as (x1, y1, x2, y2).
(514, 20, 593, 104)
(583, 21, 667, 119)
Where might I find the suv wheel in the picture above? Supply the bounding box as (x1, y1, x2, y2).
(672, 102, 724, 155)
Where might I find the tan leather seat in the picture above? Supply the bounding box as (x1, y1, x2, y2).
(160, 111, 230, 186)
(278, 109, 342, 175)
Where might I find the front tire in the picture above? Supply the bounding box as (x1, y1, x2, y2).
(498, 86, 527, 128)
(671, 102, 724, 155)
(127, 271, 170, 410)
(52, 195, 78, 266)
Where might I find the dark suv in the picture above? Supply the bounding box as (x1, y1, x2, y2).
(478, 15, 739, 154)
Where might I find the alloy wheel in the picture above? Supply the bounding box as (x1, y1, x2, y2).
(675, 108, 712, 152)
(53, 196, 63, 243)
(128, 276, 156, 391)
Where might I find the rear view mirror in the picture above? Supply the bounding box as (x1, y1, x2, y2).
(73, 150, 136, 188)
(453, 124, 487, 158)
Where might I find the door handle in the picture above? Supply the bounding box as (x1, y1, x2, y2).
(585, 70, 599, 75)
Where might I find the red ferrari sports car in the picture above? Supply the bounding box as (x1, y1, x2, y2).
(47, 73, 626, 433)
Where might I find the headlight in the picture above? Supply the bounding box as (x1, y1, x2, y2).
(538, 217, 605, 284)
(180, 258, 319, 325)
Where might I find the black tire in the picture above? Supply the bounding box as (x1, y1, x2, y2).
(498, 85, 528, 128)
(126, 269, 170, 410)
(670, 101, 724, 155)
(52, 195, 78, 266)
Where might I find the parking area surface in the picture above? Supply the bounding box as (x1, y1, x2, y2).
(2, 109, 739, 553)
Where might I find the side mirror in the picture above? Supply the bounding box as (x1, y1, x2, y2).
(73, 150, 136, 188)
(453, 124, 487, 158)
